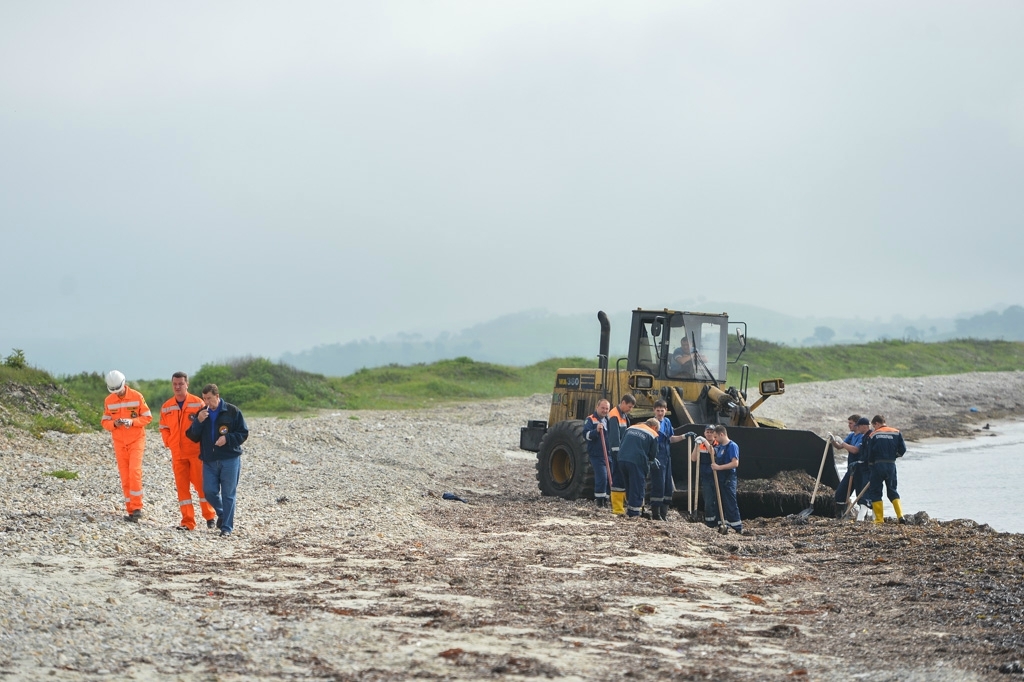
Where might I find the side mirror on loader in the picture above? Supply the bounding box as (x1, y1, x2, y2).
(759, 378, 786, 396)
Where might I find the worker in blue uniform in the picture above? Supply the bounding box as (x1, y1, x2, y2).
(650, 399, 685, 521)
(690, 425, 719, 527)
(605, 394, 636, 515)
(863, 414, 907, 524)
(711, 425, 742, 533)
(833, 415, 871, 517)
(616, 419, 661, 518)
(582, 399, 612, 507)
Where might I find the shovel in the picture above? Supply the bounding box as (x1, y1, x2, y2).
(795, 436, 833, 519)
(598, 424, 614, 493)
(686, 435, 693, 517)
(840, 479, 873, 521)
(689, 441, 703, 522)
(843, 462, 855, 517)
(710, 461, 729, 535)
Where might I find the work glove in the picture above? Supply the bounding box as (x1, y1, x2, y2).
(695, 436, 708, 446)
(682, 432, 697, 439)
(116, 418, 133, 428)
(650, 459, 661, 470)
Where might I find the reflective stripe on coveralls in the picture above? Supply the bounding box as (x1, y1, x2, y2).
(103, 386, 152, 514)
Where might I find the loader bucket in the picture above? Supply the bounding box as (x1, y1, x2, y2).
(671, 424, 840, 518)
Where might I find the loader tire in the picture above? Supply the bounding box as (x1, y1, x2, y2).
(536, 420, 594, 500)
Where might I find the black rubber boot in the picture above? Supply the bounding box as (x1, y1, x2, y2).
(659, 505, 669, 521)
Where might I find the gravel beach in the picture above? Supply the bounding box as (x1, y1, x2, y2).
(2, 371, 1023, 680)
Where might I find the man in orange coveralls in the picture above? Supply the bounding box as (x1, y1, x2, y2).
(159, 372, 216, 530)
(102, 370, 152, 522)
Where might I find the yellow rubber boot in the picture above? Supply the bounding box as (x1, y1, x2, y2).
(610, 491, 626, 516)
(872, 501, 885, 525)
(892, 498, 905, 522)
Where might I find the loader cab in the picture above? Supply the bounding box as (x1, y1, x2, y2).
(629, 310, 728, 382)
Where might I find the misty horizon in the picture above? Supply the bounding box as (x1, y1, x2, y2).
(3, 3, 1022, 378)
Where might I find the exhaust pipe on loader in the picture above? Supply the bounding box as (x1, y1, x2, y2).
(598, 310, 610, 399)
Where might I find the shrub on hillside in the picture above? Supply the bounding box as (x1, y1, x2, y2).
(3, 349, 27, 369)
(192, 364, 233, 389)
(220, 380, 269, 405)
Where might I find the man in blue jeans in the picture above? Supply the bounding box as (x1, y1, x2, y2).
(187, 384, 248, 538)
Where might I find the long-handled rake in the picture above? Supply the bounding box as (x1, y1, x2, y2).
(710, 461, 729, 535)
(690, 440, 703, 522)
(795, 436, 834, 519)
(598, 425, 614, 502)
(840, 480, 873, 521)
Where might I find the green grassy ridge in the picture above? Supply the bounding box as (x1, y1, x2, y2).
(331, 356, 596, 409)
(3, 340, 1022, 433)
(735, 337, 1024, 386)
(57, 358, 350, 421)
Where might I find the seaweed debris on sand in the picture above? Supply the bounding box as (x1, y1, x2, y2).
(3, 377, 1023, 680)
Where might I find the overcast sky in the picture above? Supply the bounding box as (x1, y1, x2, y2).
(2, 1, 1022, 378)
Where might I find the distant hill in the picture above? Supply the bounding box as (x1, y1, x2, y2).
(281, 309, 634, 377)
(953, 305, 1024, 340)
(281, 302, 990, 377)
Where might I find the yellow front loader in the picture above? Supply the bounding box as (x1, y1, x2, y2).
(519, 309, 839, 516)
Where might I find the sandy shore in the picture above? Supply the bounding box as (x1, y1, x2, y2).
(2, 372, 1023, 680)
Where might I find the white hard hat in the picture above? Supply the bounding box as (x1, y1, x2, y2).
(105, 370, 126, 393)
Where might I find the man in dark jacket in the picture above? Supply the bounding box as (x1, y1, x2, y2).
(186, 384, 248, 537)
(863, 414, 907, 525)
(605, 394, 636, 515)
(582, 399, 612, 508)
(617, 419, 661, 518)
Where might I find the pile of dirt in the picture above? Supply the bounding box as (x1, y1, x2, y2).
(740, 469, 820, 495)
(737, 470, 838, 518)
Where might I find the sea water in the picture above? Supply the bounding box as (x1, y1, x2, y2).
(840, 420, 1024, 533)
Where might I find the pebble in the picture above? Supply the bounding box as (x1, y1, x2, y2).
(2, 373, 1022, 678)
(1, 395, 550, 677)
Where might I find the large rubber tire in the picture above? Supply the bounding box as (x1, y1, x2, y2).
(536, 420, 594, 500)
